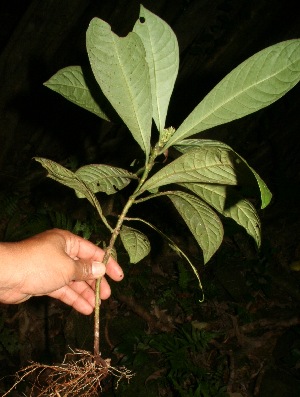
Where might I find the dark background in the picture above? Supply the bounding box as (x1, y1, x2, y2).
(0, 0, 299, 177)
(0, 1, 300, 396)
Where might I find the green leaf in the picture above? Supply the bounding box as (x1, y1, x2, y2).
(140, 146, 239, 193)
(120, 225, 151, 264)
(34, 157, 112, 231)
(167, 191, 223, 264)
(174, 138, 233, 153)
(166, 39, 300, 148)
(75, 164, 138, 197)
(180, 183, 261, 247)
(86, 18, 152, 158)
(133, 5, 179, 133)
(34, 157, 87, 196)
(44, 66, 110, 121)
(122, 216, 204, 296)
(174, 139, 272, 209)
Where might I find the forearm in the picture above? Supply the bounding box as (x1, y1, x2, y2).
(0, 241, 24, 303)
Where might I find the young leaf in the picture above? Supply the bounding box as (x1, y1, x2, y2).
(75, 164, 138, 197)
(133, 5, 179, 133)
(140, 146, 239, 193)
(174, 139, 272, 209)
(166, 191, 224, 264)
(166, 39, 300, 148)
(86, 18, 152, 158)
(180, 183, 261, 247)
(120, 225, 151, 264)
(44, 66, 110, 121)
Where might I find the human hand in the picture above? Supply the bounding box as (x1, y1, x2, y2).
(0, 228, 123, 314)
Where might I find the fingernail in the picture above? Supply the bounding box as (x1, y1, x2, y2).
(92, 261, 106, 278)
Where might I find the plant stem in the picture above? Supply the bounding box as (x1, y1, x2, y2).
(93, 145, 160, 358)
(93, 277, 102, 359)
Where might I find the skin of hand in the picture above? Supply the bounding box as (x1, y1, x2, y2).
(0, 228, 123, 315)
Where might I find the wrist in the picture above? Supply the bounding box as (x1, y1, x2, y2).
(0, 242, 24, 301)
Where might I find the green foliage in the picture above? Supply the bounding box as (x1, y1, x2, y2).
(0, 191, 51, 241)
(133, 5, 179, 133)
(0, 191, 19, 220)
(166, 39, 300, 148)
(38, 6, 300, 280)
(120, 225, 150, 264)
(44, 66, 110, 121)
(0, 184, 102, 242)
(115, 324, 228, 397)
(0, 315, 20, 357)
(87, 17, 153, 158)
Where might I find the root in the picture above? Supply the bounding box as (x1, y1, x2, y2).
(4, 348, 134, 397)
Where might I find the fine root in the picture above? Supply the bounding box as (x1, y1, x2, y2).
(4, 348, 134, 396)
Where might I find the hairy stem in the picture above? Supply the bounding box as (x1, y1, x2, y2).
(93, 145, 160, 358)
(93, 277, 102, 359)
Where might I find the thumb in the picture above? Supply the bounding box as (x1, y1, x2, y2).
(72, 259, 106, 281)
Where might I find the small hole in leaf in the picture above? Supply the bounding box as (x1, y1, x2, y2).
(139, 17, 146, 23)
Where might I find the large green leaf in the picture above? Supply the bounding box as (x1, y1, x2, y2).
(167, 191, 223, 264)
(133, 5, 179, 133)
(86, 18, 152, 158)
(174, 139, 272, 209)
(140, 146, 239, 193)
(44, 66, 110, 121)
(165, 39, 300, 148)
(75, 164, 138, 197)
(180, 183, 261, 247)
(120, 225, 151, 264)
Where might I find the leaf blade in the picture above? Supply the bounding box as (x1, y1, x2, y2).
(180, 183, 261, 247)
(86, 18, 152, 157)
(44, 66, 110, 121)
(34, 157, 86, 194)
(174, 139, 272, 209)
(120, 225, 151, 264)
(141, 146, 239, 193)
(133, 5, 179, 132)
(166, 39, 300, 148)
(75, 164, 138, 196)
(167, 191, 223, 264)
(34, 157, 112, 231)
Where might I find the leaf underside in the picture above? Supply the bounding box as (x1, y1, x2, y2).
(174, 139, 272, 209)
(86, 18, 152, 158)
(167, 191, 224, 264)
(141, 146, 239, 193)
(75, 164, 137, 197)
(44, 66, 110, 121)
(180, 183, 261, 247)
(34, 157, 87, 196)
(120, 225, 151, 263)
(166, 39, 300, 148)
(34, 158, 135, 204)
(133, 5, 179, 133)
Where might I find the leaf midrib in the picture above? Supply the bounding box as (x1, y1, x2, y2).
(112, 33, 148, 153)
(177, 50, 298, 135)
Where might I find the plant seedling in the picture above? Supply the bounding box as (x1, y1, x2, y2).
(6, 4, 300, 396)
